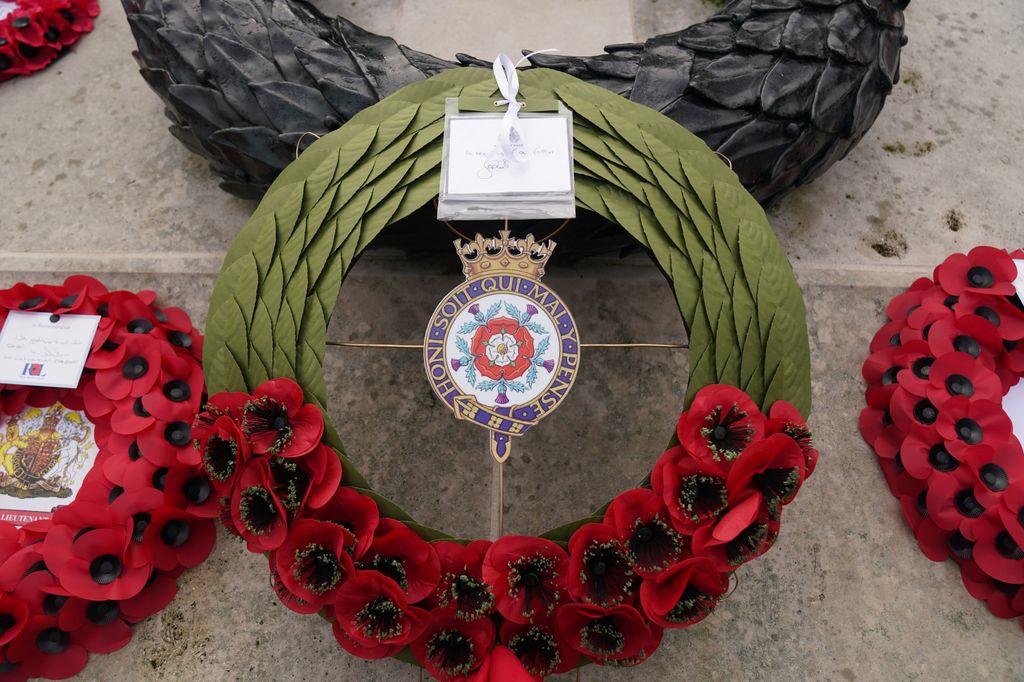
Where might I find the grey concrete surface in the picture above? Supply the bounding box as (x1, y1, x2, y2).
(0, 0, 1023, 680)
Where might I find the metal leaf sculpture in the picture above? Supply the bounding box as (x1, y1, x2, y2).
(122, 0, 909, 253)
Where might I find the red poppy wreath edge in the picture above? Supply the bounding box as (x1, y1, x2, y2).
(194, 378, 819, 680)
(860, 246, 1024, 627)
(0, 276, 213, 681)
(0, 0, 99, 81)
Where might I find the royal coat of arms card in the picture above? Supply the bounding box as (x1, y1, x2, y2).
(0, 402, 99, 525)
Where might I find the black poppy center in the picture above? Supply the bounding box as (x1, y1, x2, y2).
(628, 518, 683, 573)
(11, 17, 30, 29)
(42, 594, 68, 616)
(522, 572, 540, 588)
(0, 615, 15, 635)
(980, 464, 1009, 492)
(18, 295, 43, 310)
(86, 600, 120, 625)
(128, 440, 142, 461)
(753, 467, 799, 500)
(165, 421, 191, 447)
(160, 520, 191, 547)
(132, 512, 152, 543)
(163, 380, 191, 402)
(953, 335, 982, 358)
(727, 523, 769, 566)
(108, 485, 125, 504)
(945, 374, 974, 397)
(89, 554, 123, 584)
(954, 489, 985, 518)
(927, 444, 959, 472)
(913, 400, 938, 425)
(967, 266, 995, 288)
(152, 467, 169, 490)
(975, 306, 1000, 327)
(184, 476, 212, 504)
(127, 318, 154, 334)
(36, 627, 69, 655)
(881, 367, 900, 385)
(911, 357, 933, 379)
(132, 397, 150, 418)
(949, 531, 975, 559)
(448, 574, 494, 618)
(667, 585, 715, 624)
(702, 403, 754, 460)
(167, 330, 192, 348)
(122, 356, 149, 380)
(996, 532, 1024, 560)
(244, 398, 294, 455)
(955, 418, 983, 444)
(426, 630, 477, 677)
(915, 489, 928, 517)
(678, 474, 728, 523)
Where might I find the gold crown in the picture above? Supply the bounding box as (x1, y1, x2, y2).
(455, 229, 556, 280)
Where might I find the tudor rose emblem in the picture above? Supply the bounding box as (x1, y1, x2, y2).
(423, 230, 580, 462)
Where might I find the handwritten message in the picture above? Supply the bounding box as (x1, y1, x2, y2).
(0, 312, 100, 389)
(445, 117, 572, 195)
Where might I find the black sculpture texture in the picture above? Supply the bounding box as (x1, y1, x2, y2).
(122, 0, 909, 254)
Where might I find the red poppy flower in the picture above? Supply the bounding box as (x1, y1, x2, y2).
(973, 512, 1024, 584)
(141, 507, 216, 572)
(727, 433, 806, 506)
(650, 445, 729, 534)
(888, 386, 941, 433)
(331, 571, 429, 659)
(858, 390, 904, 460)
(141, 348, 204, 422)
(899, 426, 963, 481)
(869, 319, 906, 353)
(429, 540, 495, 620)
(192, 392, 249, 442)
(92, 334, 163, 401)
(499, 620, 580, 679)
(57, 597, 131, 654)
(229, 458, 289, 552)
(0, 283, 54, 311)
(927, 315, 1003, 366)
(0, 595, 28, 646)
(677, 384, 765, 462)
(603, 488, 686, 578)
(862, 345, 906, 388)
(195, 415, 250, 490)
(310, 487, 380, 559)
(901, 491, 955, 563)
(935, 396, 1013, 456)
(6, 615, 87, 679)
(162, 462, 219, 518)
(470, 317, 535, 382)
(924, 468, 985, 533)
(960, 560, 1024, 619)
(890, 340, 936, 397)
(412, 609, 496, 681)
(273, 519, 356, 614)
(242, 378, 324, 458)
(691, 490, 778, 571)
(885, 282, 932, 323)
(468, 645, 536, 682)
(638, 556, 727, 628)
(293, 443, 343, 510)
(54, 526, 152, 601)
(119, 571, 179, 622)
(964, 440, 1024, 508)
(482, 536, 569, 624)
(925, 352, 1003, 408)
(900, 304, 955, 347)
(356, 519, 440, 603)
(554, 602, 651, 664)
(956, 291, 1024, 342)
(566, 523, 637, 607)
(765, 400, 819, 476)
(935, 246, 1018, 297)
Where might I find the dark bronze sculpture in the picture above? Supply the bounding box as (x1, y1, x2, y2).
(122, 0, 909, 253)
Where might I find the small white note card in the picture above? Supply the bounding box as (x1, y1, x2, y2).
(0, 312, 100, 389)
(445, 117, 572, 196)
(1013, 259, 1024, 300)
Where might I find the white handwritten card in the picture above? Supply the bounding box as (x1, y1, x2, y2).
(1014, 259, 1024, 301)
(445, 117, 572, 196)
(0, 312, 100, 389)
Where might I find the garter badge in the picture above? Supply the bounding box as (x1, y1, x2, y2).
(423, 230, 580, 462)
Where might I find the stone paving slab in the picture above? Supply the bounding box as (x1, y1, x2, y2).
(1, 1, 1023, 681)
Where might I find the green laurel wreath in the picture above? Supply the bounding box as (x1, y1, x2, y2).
(203, 68, 811, 543)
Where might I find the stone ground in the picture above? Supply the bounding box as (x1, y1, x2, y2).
(1, 0, 1024, 679)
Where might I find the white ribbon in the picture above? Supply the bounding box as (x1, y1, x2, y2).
(492, 50, 559, 162)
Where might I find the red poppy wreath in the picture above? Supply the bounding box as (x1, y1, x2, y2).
(860, 246, 1024, 624)
(0, 276, 212, 680)
(0, 0, 98, 81)
(198, 71, 818, 679)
